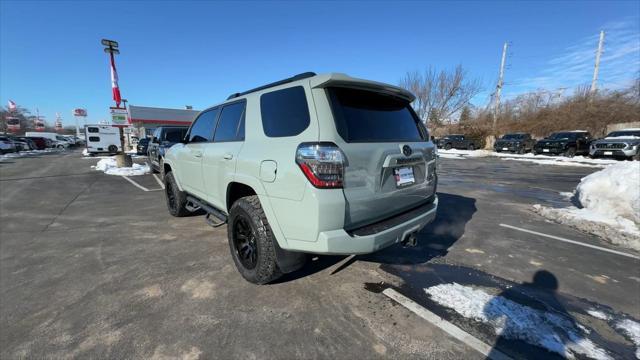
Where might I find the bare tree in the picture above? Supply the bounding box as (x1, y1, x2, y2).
(400, 65, 482, 126)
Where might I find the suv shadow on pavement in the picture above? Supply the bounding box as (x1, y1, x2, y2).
(273, 192, 476, 283)
(360, 192, 477, 265)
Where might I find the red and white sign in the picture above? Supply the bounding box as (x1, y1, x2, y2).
(73, 108, 87, 117)
(7, 117, 20, 131)
(34, 117, 45, 131)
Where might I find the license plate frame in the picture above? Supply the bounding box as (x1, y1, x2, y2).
(604, 151, 613, 156)
(394, 166, 415, 187)
(502, 147, 509, 151)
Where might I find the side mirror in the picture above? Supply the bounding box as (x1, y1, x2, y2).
(152, 137, 159, 144)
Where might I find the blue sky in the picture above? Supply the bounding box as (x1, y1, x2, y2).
(1, 1, 639, 126)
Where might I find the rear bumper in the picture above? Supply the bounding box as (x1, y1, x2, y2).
(534, 147, 564, 155)
(284, 197, 438, 255)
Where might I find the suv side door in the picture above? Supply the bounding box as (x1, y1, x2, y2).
(202, 100, 246, 210)
(173, 109, 219, 199)
(148, 128, 160, 162)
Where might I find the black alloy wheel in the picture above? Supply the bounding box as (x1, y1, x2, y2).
(233, 215, 258, 270)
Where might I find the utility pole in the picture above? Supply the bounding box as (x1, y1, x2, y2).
(590, 30, 605, 94)
(493, 42, 508, 130)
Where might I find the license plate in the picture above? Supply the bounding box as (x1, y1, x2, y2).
(394, 167, 415, 187)
(604, 151, 613, 155)
(502, 147, 508, 151)
(543, 149, 550, 153)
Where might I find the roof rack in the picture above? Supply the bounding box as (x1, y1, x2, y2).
(227, 72, 316, 100)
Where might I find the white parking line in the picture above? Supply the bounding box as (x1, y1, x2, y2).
(152, 173, 165, 189)
(499, 223, 640, 260)
(121, 176, 150, 192)
(382, 288, 512, 360)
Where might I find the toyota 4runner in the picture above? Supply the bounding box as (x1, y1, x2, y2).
(163, 72, 439, 284)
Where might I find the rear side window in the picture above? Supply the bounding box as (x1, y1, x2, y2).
(88, 127, 99, 133)
(89, 136, 100, 142)
(328, 87, 425, 142)
(188, 109, 219, 143)
(164, 128, 188, 143)
(260, 86, 310, 137)
(214, 101, 246, 142)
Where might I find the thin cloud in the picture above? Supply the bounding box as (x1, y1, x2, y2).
(508, 17, 640, 97)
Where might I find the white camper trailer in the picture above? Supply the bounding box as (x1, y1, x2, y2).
(84, 125, 121, 154)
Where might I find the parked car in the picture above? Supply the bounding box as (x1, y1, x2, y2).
(17, 137, 37, 151)
(147, 126, 189, 173)
(0, 135, 17, 154)
(534, 130, 591, 157)
(437, 134, 482, 150)
(25, 136, 48, 150)
(8, 136, 31, 151)
(137, 138, 150, 155)
(163, 72, 438, 284)
(494, 133, 536, 154)
(589, 128, 640, 160)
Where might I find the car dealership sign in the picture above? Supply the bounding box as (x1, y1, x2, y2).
(110, 107, 129, 126)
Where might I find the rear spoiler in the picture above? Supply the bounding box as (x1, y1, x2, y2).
(309, 73, 415, 102)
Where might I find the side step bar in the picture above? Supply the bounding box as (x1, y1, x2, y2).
(186, 195, 227, 228)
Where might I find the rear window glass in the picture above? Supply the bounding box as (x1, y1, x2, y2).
(164, 128, 188, 142)
(328, 87, 425, 142)
(260, 86, 310, 137)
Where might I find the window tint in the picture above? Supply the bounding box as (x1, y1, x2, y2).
(89, 136, 100, 142)
(328, 87, 424, 142)
(214, 101, 246, 142)
(88, 127, 99, 133)
(260, 86, 310, 137)
(188, 109, 219, 143)
(164, 128, 188, 143)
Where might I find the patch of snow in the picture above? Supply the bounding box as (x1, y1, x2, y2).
(615, 319, 640, 359)
(587, 309, 611, 321)
(93, 157, 150, 176)
(0, 149, 57, 162)
(82, 148, 90, 156)
(559, 192, 574, 199)
(424, 283, 612, 359)
(437, 149, 623, 167)
(533, 162, 640, 251)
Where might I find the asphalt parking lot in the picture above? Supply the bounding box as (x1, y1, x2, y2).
(1, 150, 638, 359)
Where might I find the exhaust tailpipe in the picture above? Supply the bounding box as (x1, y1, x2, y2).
(402, 232, 418, 247)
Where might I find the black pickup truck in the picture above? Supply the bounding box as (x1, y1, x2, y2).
(494, 133, 536, 154)
(147, 126, 189, 173)
(436, 134, 482, 150)
(533, 131, 592, 157)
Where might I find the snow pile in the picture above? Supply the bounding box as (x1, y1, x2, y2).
(0, 149, 55, 162)
(437, 149, 622, 167)
(615, 319, 640, 359)
(533, 162, 640, 251)
(586, 309, 610, 321)
(93, 157, 150, 176)
(424, 283, 611, 359)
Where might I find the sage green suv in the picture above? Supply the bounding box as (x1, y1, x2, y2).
(162, 72, 438, 284)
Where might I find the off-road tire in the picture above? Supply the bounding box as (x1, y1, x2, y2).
(107, 145, 118, 154)
(228, 196, 282, 284)
(564, 147, 576, 158)
(467, 144, 475, 150)
(164, 171, 189, 217)
(444, 143, 452, 150)
(518, 147, 525, 155)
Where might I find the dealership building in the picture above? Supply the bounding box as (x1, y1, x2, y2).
(127, 105, 199, 139)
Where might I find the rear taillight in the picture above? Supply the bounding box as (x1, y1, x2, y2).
(295, 143, 344, 189)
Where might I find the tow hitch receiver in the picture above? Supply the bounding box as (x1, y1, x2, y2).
(401, 232, 418, 247)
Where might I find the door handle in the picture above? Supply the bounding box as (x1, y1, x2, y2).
(193, 151, 203, 158)
(223, 153, 233, 160)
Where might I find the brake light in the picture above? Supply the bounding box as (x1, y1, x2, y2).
(295, 143, 344, 188)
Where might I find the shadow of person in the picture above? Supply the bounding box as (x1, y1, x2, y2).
(484, 270, 580, 359)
